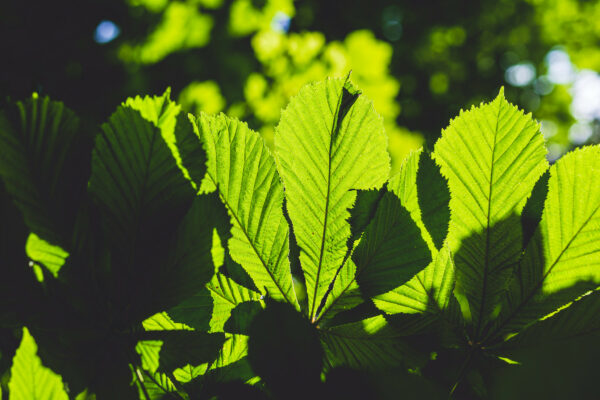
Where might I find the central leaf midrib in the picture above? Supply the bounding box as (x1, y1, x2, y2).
(309, 88, 346, 321)
(475, 101, 502, 338)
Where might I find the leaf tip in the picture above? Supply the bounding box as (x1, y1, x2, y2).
(497, 86, 505, 99)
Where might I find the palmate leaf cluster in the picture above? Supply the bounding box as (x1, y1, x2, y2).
(0, 77, 598, 399)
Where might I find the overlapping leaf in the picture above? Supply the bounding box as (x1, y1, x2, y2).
(374, 244, 455, 316)
(187, 113, 297, 306)
(433, 89, 548, 335)
(274, 77, 390, 320)
(8, 328, 68, 400)
(0, 182, 42, 325)
(318, 189, 431, 322)
(4, 79, 600, 399)
(490, 145, 600, 341)
(0, 94, 92, 248)
(319, 315, 424, 370)
(207, 272, 262, 332)
(89, 95, 195, 254)
(390, 149, 451, 252)
(88, 92, 219, 322)
(499, 289, 600, 348)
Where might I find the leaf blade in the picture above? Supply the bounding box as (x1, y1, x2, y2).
(8, 328, 68, 400)
(433, 89, 548, 334)
(188, 113, 297, 307)
(491, 145, 600, 340)
(275, 77, 390, 320)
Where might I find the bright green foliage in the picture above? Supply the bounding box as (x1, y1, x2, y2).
(178, 81, 226, 116)
(245, 29, 423, 170)
(188, 113, 297, 306)
(374, 244, 455, 315)
(274, 78, 390, 320)
(120, 2, 213, 64)
(207, 272, 262, 332)
(492, 145, 600, 339)
(229, 0, 294, 36)
(434, 88, 548, 335)
(25, 233, 69, 278)
(1, 78, 599, 399)
(319, 190, 431, 321)
(8, 328, 68, 400)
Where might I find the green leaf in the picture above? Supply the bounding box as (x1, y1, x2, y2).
(490, 145, 600, 340)
(150, 192, 225, 313)
(381, 149, 450, 254)
(374, 244, 455, 315)
(25, 233, 68, 278)
(167, 286, 214, 331)
(89, 93, 210, 322)
(137, 312, 226, 389)
(142, 312, 194, 332)
(224, 301, 263, 335)
(354, 191, 431, 297)
(310, 189, 384, 323)
(319, 315, 424, 370)
(182, 336, 257, 397)
(500, 289, 600, 348)
(139, 331, 226, 373)
(89, 100, 194, 254)
(433, 88, 548, 334)
(206, 334, 252, 378)
(188, 113, 297, 306)
(0, 94, 92, 247)
(416, 152, 451, 250)
(317, 190, 432, 322)
(274, 77, 390, 320)
(520, 170, 550, 250)
(8, 327, 68, 400)
(135, 369, 177, 400)
(0, 182, 42, 325)
(207, 272, 262, 332)
(125, 89, 202, 186)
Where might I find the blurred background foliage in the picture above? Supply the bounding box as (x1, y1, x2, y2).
(2, 0, 600, 171)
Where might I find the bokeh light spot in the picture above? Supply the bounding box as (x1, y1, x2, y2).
(505, 62, 536, 87)
(545, 49, 576, 84)
(271, 11, 291, 33)
(570, 70, 600, 122)
(568, 122, 593, 145)
(382, 6, 403, 42)
(540, 120, 558, 139)
(94, 20, 121, 44)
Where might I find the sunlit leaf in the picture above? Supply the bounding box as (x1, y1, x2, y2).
(433, 88, 548, 334)
(8, 328, 68, 400)
(274, 77, 390, 320)
(187, 113, 298, 306)
(374, 244, 455, 316)
(491, 145, 600, 340)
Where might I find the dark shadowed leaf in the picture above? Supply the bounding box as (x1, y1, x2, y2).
(0, 94, 93, 248)
(248, 301, 323, 398)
